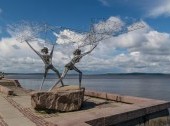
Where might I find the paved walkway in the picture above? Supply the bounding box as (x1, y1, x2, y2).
(0, 86, 57, 126)
(0, 94, 36, 126)
(0, 88, 121, 126)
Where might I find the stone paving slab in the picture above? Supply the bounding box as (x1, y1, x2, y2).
(11, 96, 31, 108)
(0, 95, 36, 126)
(4, 116, 36, 126)
(0, 114, 8, 126)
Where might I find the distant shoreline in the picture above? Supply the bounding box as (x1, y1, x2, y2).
(4, 72, 170, 80)
(4, 72, 170, 76)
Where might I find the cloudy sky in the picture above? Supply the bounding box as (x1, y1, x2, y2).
(0, 0, 170, 74)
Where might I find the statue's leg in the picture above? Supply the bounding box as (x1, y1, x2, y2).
(73, 66, 82, 89)
(39, 68, 48, 91)
(51, 66, 64, 86)
(48, 68, 69, 91)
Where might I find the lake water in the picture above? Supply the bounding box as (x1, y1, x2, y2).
(6, 74, 170, 101)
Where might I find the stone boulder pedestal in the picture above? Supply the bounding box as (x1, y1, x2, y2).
(31, 85, 85, 112)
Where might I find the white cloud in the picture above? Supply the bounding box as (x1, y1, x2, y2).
(54, 29, 86, 47)
(0, 37, 72, 73)
(98, 0, 110, 6)
(98, 0, 170, 18)
(0, 37, 42, 72)
(148, 0, 170, 17)
(55, 16, 125, 48)
(94, 16, 124, 34)
(1, 17, 170, 73)
(107, 25, 170, 73)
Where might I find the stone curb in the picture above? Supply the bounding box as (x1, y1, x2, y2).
(0, 86, 13, 95)
(0, 114, 8, 126)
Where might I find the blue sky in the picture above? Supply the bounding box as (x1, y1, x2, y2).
(0, 0, 170, 32)
(0, 0, 170, 73)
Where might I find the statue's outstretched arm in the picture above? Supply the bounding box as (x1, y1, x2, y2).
(50, 44, 55, 57)
(81, 44, 97, 57)
(25, 40, 43, 60)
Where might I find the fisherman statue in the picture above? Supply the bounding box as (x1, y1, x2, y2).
(49, 44, 97, 91)
(25, 40, 64, 90)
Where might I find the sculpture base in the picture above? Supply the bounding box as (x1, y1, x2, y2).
(31, 85, 85, 112)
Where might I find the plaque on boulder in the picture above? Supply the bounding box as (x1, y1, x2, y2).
(31, 85, 85, 112)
